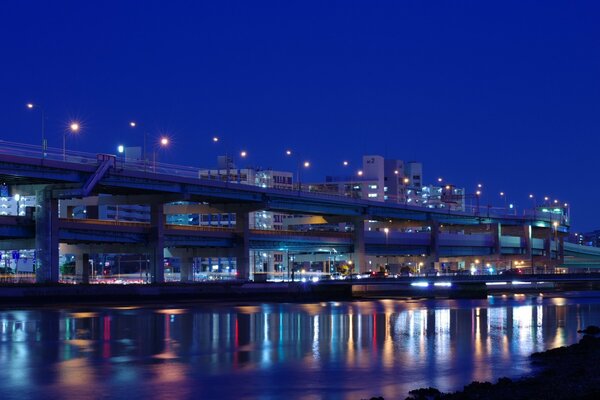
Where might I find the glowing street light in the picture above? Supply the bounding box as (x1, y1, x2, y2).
(129, 121, 151, 171)
(357, 170, 363, 176)
(153, 135, 170, 172)
(343, 160, 349, 166)
(26, 103, 46, 157)
(285, 149, 310, 191)
(63, 121, 81, 161)
(240, 150, 247, 158)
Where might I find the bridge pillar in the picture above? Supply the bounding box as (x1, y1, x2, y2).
(149, 203, 165, 283)
(235, 211, 250, 280)
(75, 253, 90, 284)
(35, 188, 59, 283)
(492, 223, 502, 256)
(558, 236, 565, 265)
(352, 217, 366, 272)
(426, 221, 440, 272)
(180, 256, 194, 283)
(523, 224, 533, 268)
(544, 230, 552, 271)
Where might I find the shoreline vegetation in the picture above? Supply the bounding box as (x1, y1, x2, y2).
(388, 326, 600, 400)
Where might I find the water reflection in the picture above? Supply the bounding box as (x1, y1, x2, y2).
(1, 295, 599, 399)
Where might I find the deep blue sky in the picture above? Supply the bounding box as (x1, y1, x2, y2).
(1, 1, 599, 231)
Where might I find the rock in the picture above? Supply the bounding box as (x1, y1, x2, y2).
(406, 387, 442, 400)
(577, 325, 600, 335)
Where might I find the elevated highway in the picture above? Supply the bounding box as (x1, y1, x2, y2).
(0, 141, 574, 284)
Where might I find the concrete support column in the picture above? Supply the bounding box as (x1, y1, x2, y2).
(523, 225, 532, 257)
(235, 211, 250, 280)
(558, 236, 565, 265)
(149, 203, 165, 283)
(180, 257, 194, 283)
(75, 253, 90, 284)
(35, 188, 59, 283)
(492, 223, 502, 256)
(544, 229, 552, 268)
(352, 217, 366, 272)
(425, 221, 440, 271)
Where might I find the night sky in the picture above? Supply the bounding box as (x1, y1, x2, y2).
(1, 1, 599, 231)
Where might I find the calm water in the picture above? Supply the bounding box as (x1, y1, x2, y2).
(1, 295, 599, 400)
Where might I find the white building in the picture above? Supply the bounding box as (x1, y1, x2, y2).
(308, 155, 464, 211)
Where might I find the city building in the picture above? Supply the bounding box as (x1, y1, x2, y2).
(308, 155, 465, 211)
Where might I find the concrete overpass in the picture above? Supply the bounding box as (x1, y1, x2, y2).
(0, 140, 574, 283)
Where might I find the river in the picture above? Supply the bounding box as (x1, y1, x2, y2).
(1, 294, 599, 399)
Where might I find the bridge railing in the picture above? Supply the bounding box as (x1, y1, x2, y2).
(0, 139, 566, 225)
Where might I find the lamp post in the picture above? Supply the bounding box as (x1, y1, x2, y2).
(128, 121, 149, 171)
(529, 194, 536, 219)
(213, 136, 247, 183)
(26, 103, 46, 157)
(153, 136, 170, 173)
(500, 192, 508, 213)
(342, 160, 352, 198)
(383, 227, 389, 269)
(553, 221, 559, 272)
(285, 150, 310, 192)
(475, 190, 481, 215)
(63, 122, 80, 161)
(117, 145, 125, 170)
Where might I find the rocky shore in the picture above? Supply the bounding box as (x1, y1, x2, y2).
(402, 326, 600, 400)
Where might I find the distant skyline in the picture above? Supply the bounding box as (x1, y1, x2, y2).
(1, 1, 599, 231)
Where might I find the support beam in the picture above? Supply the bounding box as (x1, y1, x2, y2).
(75, 253, 90, 284)
(180, 256, 194, 283)
(35, 187, 59, 283)
(149, 203, 165, 283)
(425, 221, 440, 272)
(523, 224, 533, 266)
(493, 223, 502, 256)
(235, 211, 250, 280)
(352, 217, 366, 273)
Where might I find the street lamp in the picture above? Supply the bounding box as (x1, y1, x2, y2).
(500, 192, 508, 213)
(117, 145, 125, 169)
(214, 136, 246, 182)
(553, 220, 559, 272)
(153, 136, 170, 172)
(383, 227, 389, 268)
(285, 150, 310, 191)
(63, 121, 80, 161)
(529, 194, 536, 219)
(128, 121, 149, 171)
(26, 103, 46, 157)
(475, 189, 481, 215)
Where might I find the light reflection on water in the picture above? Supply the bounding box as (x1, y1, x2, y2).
(0, 295, 599, 400)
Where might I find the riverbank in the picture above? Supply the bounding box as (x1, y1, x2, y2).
(405, 329, 600, 400)
(2, 280, 600, 306)
(0, 281, 354, 306)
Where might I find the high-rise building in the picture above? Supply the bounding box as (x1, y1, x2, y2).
(310, 155, 464, 211)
